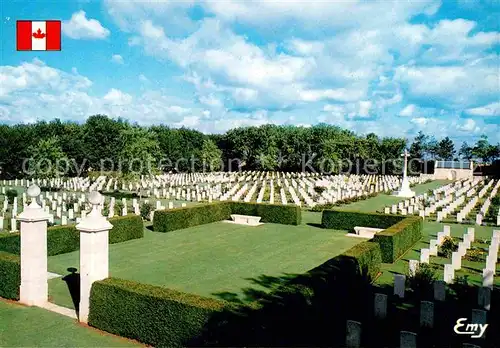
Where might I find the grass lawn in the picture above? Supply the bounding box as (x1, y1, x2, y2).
(337, 180, 451, 213)
(376, 221, 500, 286)
(48, 211, 361, 309)
(0, 300, 141, 347)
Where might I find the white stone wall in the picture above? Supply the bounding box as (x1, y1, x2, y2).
(433, 168, 473, 180)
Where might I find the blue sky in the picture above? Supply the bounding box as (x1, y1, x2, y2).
(1, 0, 499, 145)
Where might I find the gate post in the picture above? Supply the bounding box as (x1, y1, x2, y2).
(19, 185, 49, 306)
(77, 191, 112, 324)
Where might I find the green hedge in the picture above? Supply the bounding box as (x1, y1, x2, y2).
(304, 241, 382, 284)
(321, 210, 404, 231)
(89, 278, 228, 347)
(231, 202, 301, 226)
(373, 216, 423, 263)
(0, 232, 20, 255)
(0, 251, 20, 300)
(341, 241, 382, 281)
(153, 203, 232, 232)
(107, 215, 144, 244)
(0, 215, 143, 256)
(321, 210, 423, 263)
(153, 202, 302, 233)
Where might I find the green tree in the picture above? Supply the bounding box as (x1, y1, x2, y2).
(426, 137, 439, 160)
(459, 142, 473, 161)
(118, 126, 161, 176)
(409, 131, 428, 173)
(472, 135, 497, 163)
(27, 136, 68, 178)
(83, 115, 129, 172)
(436, 137, 455, 160)
(200, 138, 223, 172)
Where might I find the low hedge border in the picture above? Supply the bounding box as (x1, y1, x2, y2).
(88, 240, 381, 347)
(0, 214, 143, 256)
(0, 251, 20, 300)
(321, 209, 405, 231)
(153, 203, 232, 233)
(230, 202, 301, 226)
(153, 202, 302, 233)
(321, 209, 422, 263)
(89, 277, 228, 347)
(373, 216, 423, 263)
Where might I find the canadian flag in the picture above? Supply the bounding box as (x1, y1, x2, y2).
(17, 20, 61, 51)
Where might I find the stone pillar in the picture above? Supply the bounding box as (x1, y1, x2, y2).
(77, 191, 113, 324)
(19, 185, 49, 306)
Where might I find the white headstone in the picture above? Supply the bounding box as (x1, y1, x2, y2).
(409, 260, 419, 277)
(444, 264, 454, 283)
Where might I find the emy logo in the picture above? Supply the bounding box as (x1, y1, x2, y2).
(454, 318, 488, 338)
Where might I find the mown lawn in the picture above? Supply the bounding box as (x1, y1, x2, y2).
(376, 221, 500, 286)
(48, 211, 360, 308)
(337, 180, 451, 213)
(0, 300, 140, 347)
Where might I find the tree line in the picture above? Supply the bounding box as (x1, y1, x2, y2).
(0, 115, 498, 179)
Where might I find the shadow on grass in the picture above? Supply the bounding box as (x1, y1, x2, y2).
(62, 267, 80, 315)
(186, 257, 500, 348)
(306, 222, 323, 229)
(189, 255, 386, 347)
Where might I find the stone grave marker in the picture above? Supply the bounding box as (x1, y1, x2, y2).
(346, 320, 362, 348)
(394, 274, 405, 298)
(433, 280, 446, 301)
(400, 331, 417, 348)
(374, 293, 387, 319)
(478, 287, 491, 311)
(420, 301, 434, 328)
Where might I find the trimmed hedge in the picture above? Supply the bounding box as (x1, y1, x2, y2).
(321, 209, 404, 231)
(153, 203, 232, 232)
(373, 216, 423, 263)
(304, 241, 382, 284)
(0, 232, 20, 255)
(0, 251, 20, 300)
(89, 277, 228, 347)
(153, 202, 302, 233)
(0, 215, 143, 256)
(231, 202, 302, 226)
(321, 209, 422, 263)
(341, 241, 382, 281)
(87, 237, 380, 347)
(107, 215, 144, 244)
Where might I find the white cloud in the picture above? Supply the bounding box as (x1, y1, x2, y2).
(411, 117, 430, 126)
(464, 102, 500, 117)
(199, 94, 223, 108)
(138, 74, 148, 82)
(0, 58, 91, 98)
(103, 88, 132, 105)
(399, 104, 416, 117)
(202, 0, 440, 30)
(63, 11, 110, 39)
(299, 88, 365, 103)
(111, 54, 124, 64)
(323, 101, 373, 119)
(0, 60, 200, 125)
(455, 118, 481, 133)
(395, 61, 499, 108)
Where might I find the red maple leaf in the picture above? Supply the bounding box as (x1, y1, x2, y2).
(32, 28, 45, 39)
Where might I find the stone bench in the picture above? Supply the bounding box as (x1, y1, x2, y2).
(352, 226, 384, 239)
(230, 214, 262, 226)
